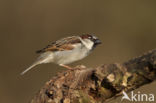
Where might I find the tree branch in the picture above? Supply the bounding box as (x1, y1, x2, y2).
(30, 49, 156, 103)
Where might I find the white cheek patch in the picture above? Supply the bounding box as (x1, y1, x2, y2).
(82, 39, 94, 50)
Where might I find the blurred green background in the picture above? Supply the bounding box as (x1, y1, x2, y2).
(1, 0, 156, 103)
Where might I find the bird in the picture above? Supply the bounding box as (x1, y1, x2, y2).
(20, 34, 101, 75)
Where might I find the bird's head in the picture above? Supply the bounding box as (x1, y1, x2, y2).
(80, 34, 101, 49)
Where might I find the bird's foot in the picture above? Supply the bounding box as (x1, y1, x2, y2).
(59, 64, 73, 70)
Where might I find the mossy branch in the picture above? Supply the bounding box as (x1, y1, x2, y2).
(30, 49, 156, 103)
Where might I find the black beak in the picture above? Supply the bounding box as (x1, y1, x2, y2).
(95, 39, 102, 45)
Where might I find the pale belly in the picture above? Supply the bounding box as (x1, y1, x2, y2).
(53, 47, 90, 64)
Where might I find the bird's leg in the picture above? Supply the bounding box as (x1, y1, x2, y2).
(59, 64, 73, 70)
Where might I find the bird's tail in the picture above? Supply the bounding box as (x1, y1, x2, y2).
(21, 52, 53, 75)
(20, 61, 40, 75)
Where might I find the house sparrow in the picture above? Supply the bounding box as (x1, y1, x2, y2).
(21, 34, 101, 75)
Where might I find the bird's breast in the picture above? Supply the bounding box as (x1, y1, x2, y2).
(53, 44, 90, 64)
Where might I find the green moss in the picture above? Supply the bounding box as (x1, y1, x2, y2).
(114, 72, 123, 85)
(78, 90, 94, 103)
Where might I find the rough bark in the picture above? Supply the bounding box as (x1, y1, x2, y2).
(30, 49, 156, 103)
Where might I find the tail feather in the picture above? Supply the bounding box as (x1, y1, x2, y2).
(21, 52, 53, 75)
(20, 62, 39, 75)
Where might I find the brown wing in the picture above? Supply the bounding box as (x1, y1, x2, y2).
(36, 36, 81, 53)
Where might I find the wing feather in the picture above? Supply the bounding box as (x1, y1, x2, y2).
(36, 36, 81, 53)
